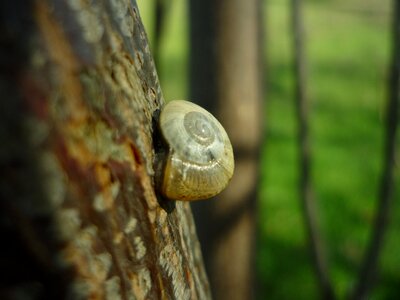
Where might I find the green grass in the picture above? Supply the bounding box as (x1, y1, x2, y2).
(259, 1, 399, 299)
(137, 0, 399, 298)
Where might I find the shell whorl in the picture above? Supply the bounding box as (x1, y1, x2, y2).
(183, 111, 216, 146)
(158, 100, 234, 201)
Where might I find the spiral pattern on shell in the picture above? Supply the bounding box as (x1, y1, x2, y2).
(158, 100, 234, 201)
(184, 111, 216, 146)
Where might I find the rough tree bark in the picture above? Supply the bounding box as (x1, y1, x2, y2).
(290, 0, 336, 299)
(0, 0, 210, 299)
(189, 0, 263, 299)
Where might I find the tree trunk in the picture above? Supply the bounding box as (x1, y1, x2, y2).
(189, 0, 263, 299)
(350, 0, 400, 298)
(0, 1, 210, 299)
(153, 0, 168, 69)
(290, 0, 335, 299)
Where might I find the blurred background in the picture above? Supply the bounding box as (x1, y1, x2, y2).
(138, 0, 399, 299)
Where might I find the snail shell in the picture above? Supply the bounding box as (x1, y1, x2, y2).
(157, 100, 234, 201)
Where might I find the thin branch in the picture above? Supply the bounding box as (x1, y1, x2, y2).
(291, 0, 336, 299)
(153, 0, 168, 69)
(350, 1, 400, 298)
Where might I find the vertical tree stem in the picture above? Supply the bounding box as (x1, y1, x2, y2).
(189, 0, 263, 298)
(351, 1, 400, 298)
(153, 0, 166, 69)
(291, 0, 336, 298)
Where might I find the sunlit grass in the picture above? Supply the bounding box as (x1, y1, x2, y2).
(260, 1, 397, 299)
